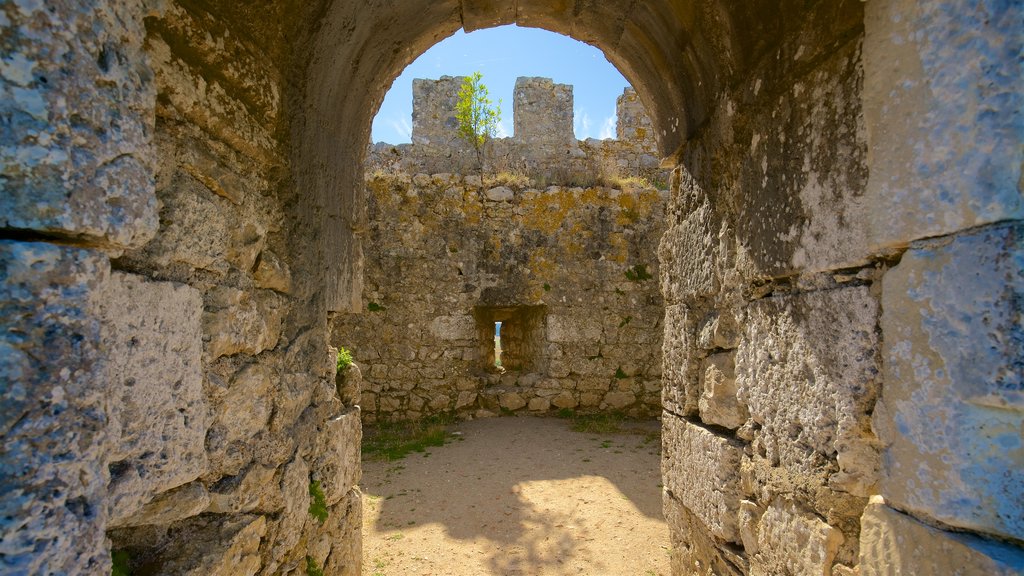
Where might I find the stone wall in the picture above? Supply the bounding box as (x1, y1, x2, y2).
(657, 1, 1024, 575)
(346, 76, 668, 422)
(1, 2, 360, 575)
(332, 173, 666, 422)
(371, 77, 665, 186)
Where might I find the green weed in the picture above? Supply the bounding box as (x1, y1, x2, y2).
(362, 414, 457, 461)
(336, 347, 353, 372)
(308, 480, 328, 523)
(306, 556, 324, 576)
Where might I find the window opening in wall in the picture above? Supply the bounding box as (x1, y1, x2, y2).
(494, 321, 503, 368)
(474, 305, 546, 373)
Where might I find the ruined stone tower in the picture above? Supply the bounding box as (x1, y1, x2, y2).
(1, 1, 1021, 575)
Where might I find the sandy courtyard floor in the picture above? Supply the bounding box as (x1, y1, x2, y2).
(360, 416, 670, 576)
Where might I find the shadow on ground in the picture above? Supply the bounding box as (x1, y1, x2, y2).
(361, 416, 668, 576)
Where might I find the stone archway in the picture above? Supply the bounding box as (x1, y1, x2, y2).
(1, 1, 1020, 575)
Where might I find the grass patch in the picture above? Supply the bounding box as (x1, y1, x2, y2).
(367, 302, 386, 312)
(111, 550, 131, 576)
(566, 411, 627, 434)
(306, 556, 324, 576)
(624, 264, 653, 282)
(362, 414, 458, 461)
(484, 171, 533, 188)
(308, 480, 328, 523)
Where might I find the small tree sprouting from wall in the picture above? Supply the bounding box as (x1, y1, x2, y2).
(455, 71, 501, 172)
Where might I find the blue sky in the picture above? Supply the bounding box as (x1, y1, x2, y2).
(371, 25, 631, 144)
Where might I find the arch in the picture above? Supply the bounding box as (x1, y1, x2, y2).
(292, 0, 757, 312)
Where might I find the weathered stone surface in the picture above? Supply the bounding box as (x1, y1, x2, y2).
(877, 223, 1024, 540)
(157, 514, 267, 576)
(547, 315, 604, 343)
(203, 287, 284, 360)
(253, 249, 292, 293)
(662, 304, 700, 416)
(0, 242, 111, 575)
(859, 498, 1024, 576)
(662, 414, 743, 542)
(313, 409, 362, 506)
(212, 364, 273, 447)
(485, 186, 515, 202)
(133, 173, 235, 274)
(0, 0, 158, 247)
(98, 272, 208, 528)
(429, 314, 476, 340)
(334, 171, 665, 421)
(314, 489, 362, 576)
(749, 498, 844, 576)
(270, 456, 310, 564)
(663, 492, 746, 576)
(528, 397, 550, 411)
(737, 285, 881, 497)
(116, 481, 210, 528)
(658, 187, 720, 304)
(698, 352, 747, 430)
(863, 0, 1024, 250)
(603, 391, 635, 410)
(207, 464, 282, 514)
(499, 392, 527, 411)
(514, 77, 575, 148)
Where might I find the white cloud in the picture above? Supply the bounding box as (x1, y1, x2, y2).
(387, 117, 413, 142)
(495, 120, 511, 139)
(575, 109, 592, 137)
(599, 114, 616, 140)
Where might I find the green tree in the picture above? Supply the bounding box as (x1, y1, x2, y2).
(455, 71, 501, 172)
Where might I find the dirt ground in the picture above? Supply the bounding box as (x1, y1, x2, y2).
(360, 416, 670, 576)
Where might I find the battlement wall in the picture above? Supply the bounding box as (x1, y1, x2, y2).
(371, 76, 665, 185)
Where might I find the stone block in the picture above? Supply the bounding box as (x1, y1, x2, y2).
(662, 414, 743, 542)
(253, 249, 292, 293)
(877, 223, 1024, 540)
(863, 0, 1024, 250)
(749, 498, 844, 576)
(603, 391, 635, 410)
(0, 1, 158, 248)
(658, 194, 719, 304)
(551, 392, 578, 409)
(455, 391, 478, 409)
(859, 498, 1024, 576)
(207, 464, 283, 514)
(0, 241, 111, 574)
(98, 272, 208, 528)
(698, 352, 747, 430)
(663, 492, 746, 576)
(528, 397, 550, 411)
(155, 514, 267, 576)
(214, 364, 273, 447)
(661, 304, 700, 416)
(485, 186, 514, 202)
(499, 392, 527, 411)
(736, 285, 880, 497)
(116, 481, 210, 528)
(133, 174, 234, 274)
(313, 409, 362, 506)
(203, 287, 284, 360)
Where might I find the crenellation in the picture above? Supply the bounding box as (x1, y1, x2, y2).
(373, 76, 668, 185)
